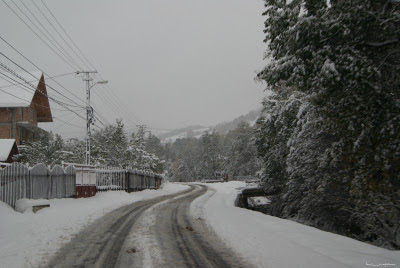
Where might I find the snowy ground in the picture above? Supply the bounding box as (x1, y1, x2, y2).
(0, 183, 189, 268)
(2, 181, 399, 268)
(191, 181, 400, 268)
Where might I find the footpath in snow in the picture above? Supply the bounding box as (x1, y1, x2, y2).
(0, 183, 189, 268)
(191, 181, 400, 268)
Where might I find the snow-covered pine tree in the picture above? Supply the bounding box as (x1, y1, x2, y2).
(198, 132, 223, 180)
(257, 0, 400, 248)
(127, 125, 164, 172)
(224, 122, 260, 177)
(16, 130, 67, 166)
(91, 119, 128, 167)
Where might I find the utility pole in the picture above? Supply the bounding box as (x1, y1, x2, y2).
(76, 70, 107, 165)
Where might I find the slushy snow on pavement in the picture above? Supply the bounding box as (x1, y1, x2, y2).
(191, 181, 400, 268)
(0, 182, 189, 268)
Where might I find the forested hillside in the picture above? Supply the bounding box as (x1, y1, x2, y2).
(165, 122, 261, 182)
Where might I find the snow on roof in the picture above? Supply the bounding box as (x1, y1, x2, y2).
(0, 71, 43, 107)
(0, 139, 16, 162)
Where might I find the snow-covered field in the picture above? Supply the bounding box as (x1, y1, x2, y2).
(0, 183, 189, 268)
(191, 181, 400, 268)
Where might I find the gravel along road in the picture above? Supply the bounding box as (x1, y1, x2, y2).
(47, 184, 251, 268)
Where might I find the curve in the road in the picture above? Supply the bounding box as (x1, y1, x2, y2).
(46, 186, 194, 268)
(46, 184, 251, 268)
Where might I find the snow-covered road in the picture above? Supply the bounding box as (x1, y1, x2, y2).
(46, 184, 249, 267)
(1, 181, 399, 268)
(0, 183, 189, 268)
(116, 184, 250, 267)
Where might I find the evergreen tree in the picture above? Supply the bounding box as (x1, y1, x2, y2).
(257, 0, 400, 248)
(17, 130, 67, 166)
(224, 122, 260, 177)
(91, 119, 128, 167)
(198, 131, 223, 179)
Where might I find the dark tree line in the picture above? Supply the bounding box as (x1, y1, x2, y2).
(255, 0, 400, 249)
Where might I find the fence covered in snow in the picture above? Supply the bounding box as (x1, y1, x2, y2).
(1, 162, 164, 208)
(0, 163, 76, 208)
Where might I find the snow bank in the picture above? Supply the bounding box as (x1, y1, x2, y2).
(191, 181, 400, 268)
(0, 183, 189, 268)
(15, 198, 50, 213)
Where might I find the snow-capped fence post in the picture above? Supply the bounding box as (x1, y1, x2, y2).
(29, 164, 50, 200)
(0, 163, 78, 209)
(64, 166, 76, 198)
(50, 165, 65, 199)
(0, 163, 28, 208)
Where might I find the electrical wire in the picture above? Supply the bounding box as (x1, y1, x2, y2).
(0, 50, 84, 108)
(1, 0, 77, 70)
(0, 75, 81, 112)
(0, 35, 85, 106)
(40, 0, 94, 71)
(5, 0, 154, 132)
(30, 0, 91, 71)
(0, 65, 86, 119)
(38, 1, 146, 129)
(16, 0, 83, 70)
(0, 71, 75, 89)
(54, 116, 85, 130)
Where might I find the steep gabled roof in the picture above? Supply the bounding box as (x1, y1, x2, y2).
(32, 74, 53, 122)
(0, 71, 53, 122)
(0, 71, 43, 107)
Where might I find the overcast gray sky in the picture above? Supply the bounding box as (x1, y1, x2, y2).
(0, 0, 267, 138)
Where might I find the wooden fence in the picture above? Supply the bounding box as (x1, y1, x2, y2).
(0, 163, 76, 208)
(1, 162, 164, 208)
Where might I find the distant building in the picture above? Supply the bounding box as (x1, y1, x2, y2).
(0, 139, 19, 165)
(0, 72, 53, 145)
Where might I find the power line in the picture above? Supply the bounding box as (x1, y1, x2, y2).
(95, 75, 144, 124)
(0, 71, 75, 89)
(1, 0, 77, 70)
(16, 0, 83, 70)
(0, 70, 82, 113)
(10, 0, 81, 69)
(30, 0, 91, 71)
(40, 0, 94, 71)
(32, 1, 151, 131)
(54, 116, 85, 130)
(0, 63, 86, 119)
(0, 35, 85, 106)
(0, 50, 84, 108)
(39, 1, 146, 129)
(0, 75, 82, 112)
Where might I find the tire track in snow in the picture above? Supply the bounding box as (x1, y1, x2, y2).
(46, 186, 194, 268)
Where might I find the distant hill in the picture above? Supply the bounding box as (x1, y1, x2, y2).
(212, 108, 262, 134)
(158, 108, 262, 143)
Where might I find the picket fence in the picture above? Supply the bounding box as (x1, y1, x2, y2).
(0, 163, 75, 208)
